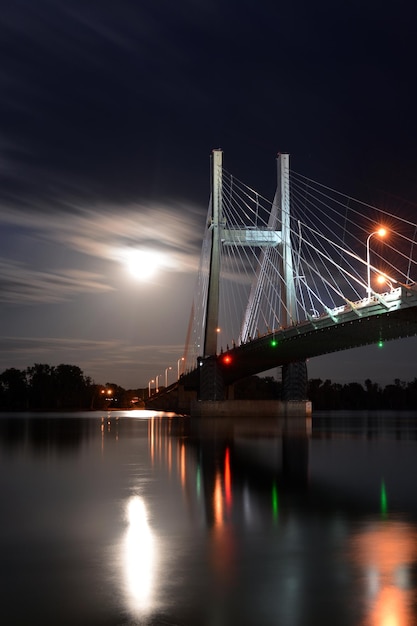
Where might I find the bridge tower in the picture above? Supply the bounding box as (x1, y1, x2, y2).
(276, 153, 308, 401)
(200, 149, 307, 403)
(203, 148, 222, 357)
(200, 149, 225, 400)
(277, 153, 296, 325)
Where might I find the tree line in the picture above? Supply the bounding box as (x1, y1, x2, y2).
(0, 364, 141, 411)
(235, 376, 417, 410)
(0, 363, 416, 411)
(307, 378, 417, 410)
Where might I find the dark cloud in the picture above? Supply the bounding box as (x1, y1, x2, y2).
(1, 0, 415, 209)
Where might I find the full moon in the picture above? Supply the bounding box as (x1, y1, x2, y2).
(125, 249, 162, 281)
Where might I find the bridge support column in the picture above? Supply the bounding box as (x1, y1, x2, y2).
(226, 384, 235, 400)
(199, 358, 225, 401)
(282, 361, 308, 401)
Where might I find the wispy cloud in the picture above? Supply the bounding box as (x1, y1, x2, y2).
(0, 199, 206, 305)
(0, 258, 114, 304)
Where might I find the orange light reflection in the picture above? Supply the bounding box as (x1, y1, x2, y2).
(180, 442, 186, 487)
(213, 470, 224, 527)
(350, 521, 417, 626)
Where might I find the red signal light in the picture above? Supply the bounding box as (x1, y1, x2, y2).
(222, 354, 232, 365)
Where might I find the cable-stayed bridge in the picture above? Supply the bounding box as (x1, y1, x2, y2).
(147, 150, 417, 415)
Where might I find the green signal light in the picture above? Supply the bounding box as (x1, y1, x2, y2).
(378, 340, 384, 348)
(271, 339, 278, 347)
(272, 483, 279, 520)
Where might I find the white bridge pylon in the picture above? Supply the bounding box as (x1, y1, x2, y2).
(203, 149, 297, 357)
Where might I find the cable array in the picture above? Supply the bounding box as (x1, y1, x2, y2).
(183, 165, 417, 372)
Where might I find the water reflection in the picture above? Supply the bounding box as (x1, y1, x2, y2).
(0, 415, 92, 455)
(210, 455, 237, 592)
(123, 495, 158, 615)
(147, 415, 310, 529)
(1, 412, 417, 625)
(313, 411, 417, 440)
(350, 521, 417, 625)
(142, 413, 417, 624)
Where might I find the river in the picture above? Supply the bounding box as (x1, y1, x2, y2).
(1, 409, 417, 625)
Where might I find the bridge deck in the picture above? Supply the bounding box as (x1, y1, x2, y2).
(216, 284, 417, 384)
(156, 286, 417, 397)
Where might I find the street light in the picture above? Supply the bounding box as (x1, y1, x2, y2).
(155, 374, 163, 393)
(377, 274, 395, 292)
(165, 366, 172, 387)
(366, 227, 387, 297)
(148, 379, 154, 397)
(177, 357, 185, 379)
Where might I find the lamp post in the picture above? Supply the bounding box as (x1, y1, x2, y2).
(148, 379, 154, 397)
(155, 374, 163, 393)
(366, 228, 387, 297)
(177, 357, 185, 380)
(165, 366, 172, 388)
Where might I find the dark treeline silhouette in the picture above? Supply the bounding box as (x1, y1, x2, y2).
(0, 364, 143, 411)
(235, 376, 417, 410)
(1, 364, 416, 411)
(308, 378, 417, 410)
(234, 376, 281, 400)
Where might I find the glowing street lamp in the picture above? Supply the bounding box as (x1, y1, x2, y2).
(155, 374, 163, 393)
(366, 228, 387, 297)
(148, 379, 155, 397)
(376, 274, 395, 292)
(177, 357, 185, 380)
(165, 366, 172, 388)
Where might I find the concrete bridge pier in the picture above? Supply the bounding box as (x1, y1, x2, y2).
(282, 361, 308, 401)
(192, 356, 311, 418)
(198, 358, 225, 401)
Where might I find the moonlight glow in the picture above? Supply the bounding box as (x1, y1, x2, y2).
(125, 249, 163, 281)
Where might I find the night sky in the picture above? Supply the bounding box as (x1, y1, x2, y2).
(1, 0, 417, 389)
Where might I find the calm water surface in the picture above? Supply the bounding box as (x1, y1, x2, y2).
(1, 410, 417, 625)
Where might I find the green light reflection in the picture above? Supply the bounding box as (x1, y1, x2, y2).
(272, 483, 279, 520)
(196, 465, 201, 497)
(380, 480, 388, 518)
